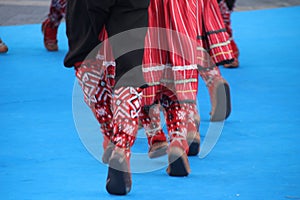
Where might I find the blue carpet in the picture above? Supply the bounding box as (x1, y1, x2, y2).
(1, 6, 300, 200)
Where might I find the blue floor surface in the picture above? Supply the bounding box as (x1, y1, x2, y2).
(1, 6, 300, 200)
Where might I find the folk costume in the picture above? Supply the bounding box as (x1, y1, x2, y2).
(42, 0, 67, 51)
(140, 0, 235, 162)
(218, 0, 239, 67)
(64, 0, 150, 195)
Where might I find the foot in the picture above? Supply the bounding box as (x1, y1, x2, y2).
(102, 141, 114, 164)
(147, 129, 168, 159)
(0, 39, 8, 53)
(209, 78, 231, 121)
(41, 19, 58, 51)
(166, 139, 190, 177)
(167, 146, 190, 177)
(187, 131, 200, 156)
(148, 140, 168, 159)
(106, 147, 132, 195)
(224, 58, 239, 68)
(224, 40, 239, 68)
(184, 103, 200, 156)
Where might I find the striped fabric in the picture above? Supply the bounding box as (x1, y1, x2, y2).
(142, 0, 234, 106)
(218, 0, 233, 37)
(197, 0, 234, 67)
(142, 0, 199, 105)
(218, 0, 239, 59)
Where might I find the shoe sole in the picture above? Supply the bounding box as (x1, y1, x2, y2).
(210, 82, 231, 121)
(106, 154, 131, 195)
(223, 61, 239, 68)
(0, 43, 8, 53)
(224, 64, 239, 68)
(167, 147, 190, 177)
(187, 131, 200, 156)
(0, 48, 8, 53)
(188, 141, 200, 156)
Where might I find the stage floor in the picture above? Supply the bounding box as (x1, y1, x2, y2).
(1, 6, 300, 200)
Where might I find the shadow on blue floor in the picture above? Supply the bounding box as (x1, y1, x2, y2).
(1, 6, 300, 200)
